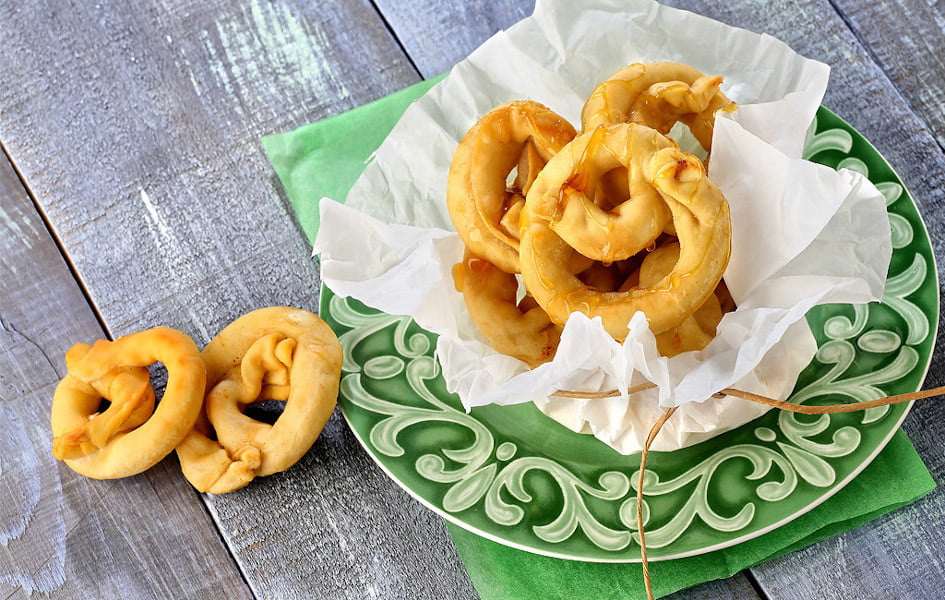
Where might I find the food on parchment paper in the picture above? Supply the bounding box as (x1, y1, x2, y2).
(447, 100, 576, 275)
(177, 307, 342, 494)
(51, 307, 342, 494)
(51, 327, 205, 478)
(446, 62, 735, 366)
(581, 61, 735, 149)
(520, 123, 731, 342)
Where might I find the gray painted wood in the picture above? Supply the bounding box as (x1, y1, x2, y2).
(3, 0, 944, 598)
(374, 0, 945, 598)
(0, 1, 476, 598)
(372, 0, 531, 78)
(0, 152, 251, 598)
(831, 0, 945, 150)
(666, 575, 763, 600)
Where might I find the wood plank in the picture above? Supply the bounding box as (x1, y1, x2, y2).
(372, 0, 531, 78)
(3, 0, 941, 598)
(831, 0, 945, 149)
(0, 150, 251, 598)
(0, 1, 476, 598)
(375, 0, 945, 598)
(667, 576, 763, 600)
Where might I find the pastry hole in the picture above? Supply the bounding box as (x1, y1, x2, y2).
(505, 166, 519, 189)
(244, 399, 284, 425)
(515, 273, 528, 303)
(667, 121, 707, 161)
(596, 167, 631, 210)
(147, 362, 168, 403)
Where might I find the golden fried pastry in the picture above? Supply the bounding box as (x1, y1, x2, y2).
(447, 100, 576, 274)
(654, 297, 723, 357)
(520, 123, 732, 341)
(176, 307, 342, 494)
(635, 242, 729, 357)
(548, 126, 672, 263)
(581, 62, 735, 151)
(453, 250, 561, 368)
(51, 327, 205, 478)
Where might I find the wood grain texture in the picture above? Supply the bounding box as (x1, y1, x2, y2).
(0, 151, 251, 598)
(372, 0, 531, 78)
(3, 0, 944, 598)
(831, 0, 945, 149)
(665, 575, 763, 600)
(0, 0, 477, 598)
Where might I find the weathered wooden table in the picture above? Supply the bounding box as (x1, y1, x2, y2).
(2, 1, 943, 598)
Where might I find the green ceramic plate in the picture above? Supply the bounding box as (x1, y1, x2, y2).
(321, 108, 938, 562)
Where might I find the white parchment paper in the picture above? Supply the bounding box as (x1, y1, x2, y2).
(314, 0, 891, 454)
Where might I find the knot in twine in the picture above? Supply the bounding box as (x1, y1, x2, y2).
(550, 382, 945, 600)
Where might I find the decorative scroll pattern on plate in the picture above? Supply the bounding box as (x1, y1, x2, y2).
(327, 108, 936, 560)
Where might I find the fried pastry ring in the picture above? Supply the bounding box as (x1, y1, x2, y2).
(520, 123, 732, 340)
(176, 307, 342, 494)
(448, 100, 577, 274)
(50, 327, 205, 479)
(453, 250, 561, 367)
(548, 125, 674, 263)
(581, 62, 735, 151)
(634, 242, 728, 357)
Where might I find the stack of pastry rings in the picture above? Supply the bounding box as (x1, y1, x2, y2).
(50, 307, 342, 494)
(447, 61, 737, 364)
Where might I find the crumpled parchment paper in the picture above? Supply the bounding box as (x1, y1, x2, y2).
(314, 0, 891, 453)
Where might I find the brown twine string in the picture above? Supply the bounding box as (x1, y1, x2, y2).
(550, 384, 945, 600)
(636, 405, 677, 598)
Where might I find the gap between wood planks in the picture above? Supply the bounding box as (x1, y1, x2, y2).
(744, 570, 771, 600)
(367, 0, 424, 79)
(0, 141, 112, 341)
(826, 0, 945, 157)
(1, 2, 929, 598)
(0, 143, 260, 598)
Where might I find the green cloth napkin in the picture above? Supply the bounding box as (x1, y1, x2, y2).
(262, 78, 936, 599)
